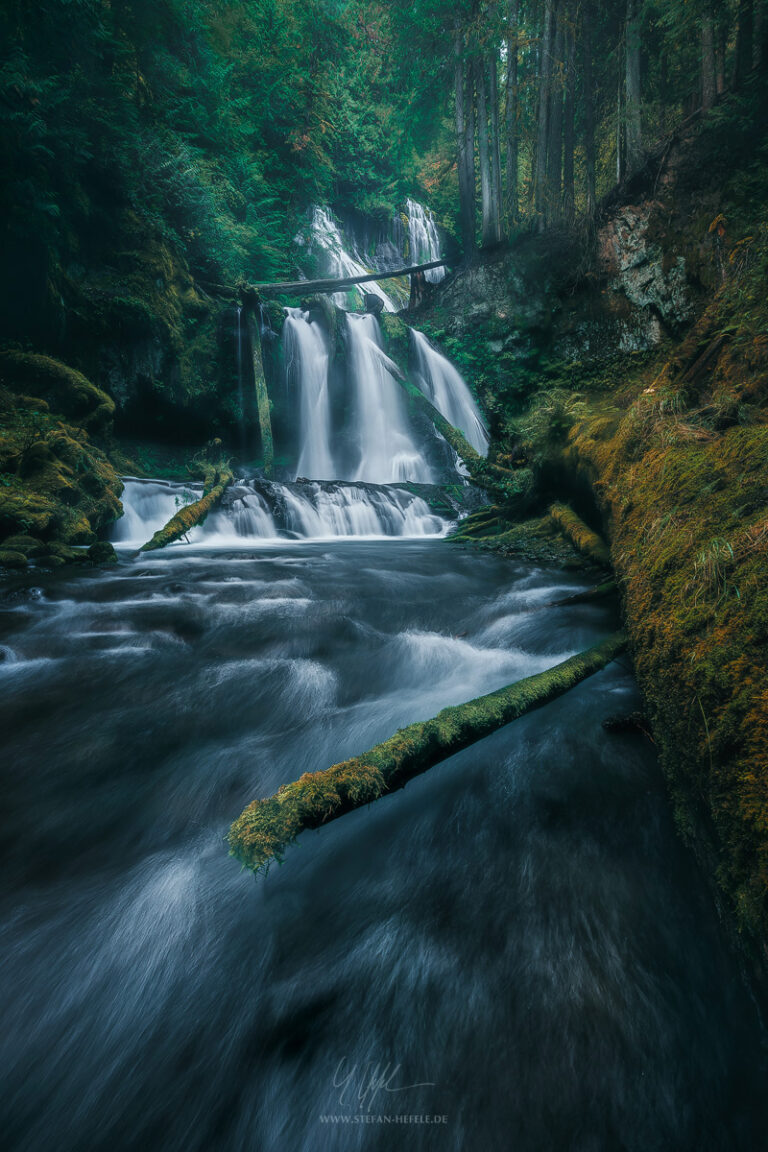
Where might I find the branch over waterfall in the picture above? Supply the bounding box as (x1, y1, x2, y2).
(228, 632, 627, 873)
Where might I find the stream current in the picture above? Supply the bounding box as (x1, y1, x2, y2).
(1, 540, 767, 1150)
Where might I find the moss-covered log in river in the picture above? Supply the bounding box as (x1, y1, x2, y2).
(228, 632, 627, 873)
(139, 457, 234, 552)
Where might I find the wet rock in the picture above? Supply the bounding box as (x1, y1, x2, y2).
(0, 549, 28, 570)
(87, 541, 118, 564)
(363, 293, 385, 315)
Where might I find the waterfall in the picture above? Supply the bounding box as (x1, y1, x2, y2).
(406, 199, 445, 284)
(346, 314, 433, 484)
(283, 306, 334, 480)
(306, 207, 398, 313)
(411, 329, 489, 456)
(113, 478, 447, 545)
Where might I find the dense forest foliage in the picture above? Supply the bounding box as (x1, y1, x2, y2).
(2, 0, 766, 333)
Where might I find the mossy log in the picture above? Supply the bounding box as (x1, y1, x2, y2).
(549, 503, 612, 567)
(228, 632, 627, 873)
(245, 311, 274, 477)
(387, 368, 533, 506)
(139, 461, 233, 551)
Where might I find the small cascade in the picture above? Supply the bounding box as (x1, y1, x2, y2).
(304, 207, 398, 312)
(346, 314, 434, 484)
(111, 478, 200, 547)
(410, 329, 489, 456)
(406, 199, 445, 284)
(283, 306, 334, 480)
(114, 478, 447, 545)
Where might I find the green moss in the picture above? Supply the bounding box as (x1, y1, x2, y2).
(549, 502, 612, 567)
(0, 549, 28, 570)
(229, 634, 627, 873)
(0, 351, 115, 433)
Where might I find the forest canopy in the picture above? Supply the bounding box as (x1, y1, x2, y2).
(0, 0, 764, 324)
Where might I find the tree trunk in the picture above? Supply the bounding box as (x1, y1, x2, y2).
(534, 0, 556, 231)
(702, 5, 717, 111)
(488, 48, 504, 243)
(246, 310, 274, 477)
(476, 57, 496, 247)
(716, 14, 727, 94)
(563, 7, 576, 225)
(583, 0, 597, 216)
(734, 0, 754, 86)
(455, 29, 477, 257)
(505, 0, 520, 226)
(546, 10, 565, 224)
(228, 634, 628, 873)
(625, 0, 643, 175)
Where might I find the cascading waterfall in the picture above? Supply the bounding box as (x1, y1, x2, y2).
(113, 478, 446, 546)
(406, 198, 445, 283)
(411, 329, 489, 456)
(346, 313, 434, 484)
(283, 306, 334, 480)
(305, 207, 398, 312)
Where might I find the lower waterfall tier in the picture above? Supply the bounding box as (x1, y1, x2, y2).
(111, 477, 473, 547)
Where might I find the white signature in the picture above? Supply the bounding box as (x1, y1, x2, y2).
(332, 1057, 436, 1113)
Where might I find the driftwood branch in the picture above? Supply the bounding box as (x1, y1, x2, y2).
(228, 632, 627, 873)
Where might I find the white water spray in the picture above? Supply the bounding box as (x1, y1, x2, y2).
(283, 306, 334, 480)
(406, 199, 445, 284)
(411, 329, 489, 456)
(346, 314, 433, 484)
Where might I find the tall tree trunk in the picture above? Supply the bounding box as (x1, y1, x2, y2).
(716, 14, 727, 93)
(701, 5, 717, 110)
(505, 0, 520, 226)
(488, 49, 504, 242)
(546, 2, 564, 225)
(476, 57, 496, 247)
(563, 7, 576, 225)
(754, 0, 765, 69)
(583, 0, 597, 217)
(734, 0, 754, 86)
(625, 0, 643, 175)
(455, 29, 476, 258)
(534, 0, 556, 231)
(616, 64, 625, 184)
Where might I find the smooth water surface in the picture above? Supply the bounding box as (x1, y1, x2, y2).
(1, 543, 766, 1151)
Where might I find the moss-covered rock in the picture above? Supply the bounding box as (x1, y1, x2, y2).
(0, 351, 115, 433)
(87, 541, 118, 564)
(0, 549, 28, 570)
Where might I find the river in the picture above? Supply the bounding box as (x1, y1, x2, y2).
(1, 540, 766, 1150)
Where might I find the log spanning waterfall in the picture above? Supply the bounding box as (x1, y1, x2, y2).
(112, 478, 447, 546)
(406, 198, 446, 284)
(411, 329, 489, 455)
(302, 207, 399, 312)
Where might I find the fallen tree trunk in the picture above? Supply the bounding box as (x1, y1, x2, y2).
(139, 461, 234, 552)
(253, 260, 448, 298)
(228, 632, 627, 873)
(549, 502, 611, 566)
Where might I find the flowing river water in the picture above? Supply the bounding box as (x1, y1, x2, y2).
(2, 538, 767, 1150)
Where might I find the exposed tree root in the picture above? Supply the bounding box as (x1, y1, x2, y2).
(228, 632, 627, 873)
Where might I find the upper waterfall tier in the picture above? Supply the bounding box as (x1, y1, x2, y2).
(294, 201, 446, 312)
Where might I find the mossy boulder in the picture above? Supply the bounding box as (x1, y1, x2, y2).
(87, 541, 117, 564)
(0, 351, 115, 433)
(0, 534, 47, 557)
(0, 549, 28, 570)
